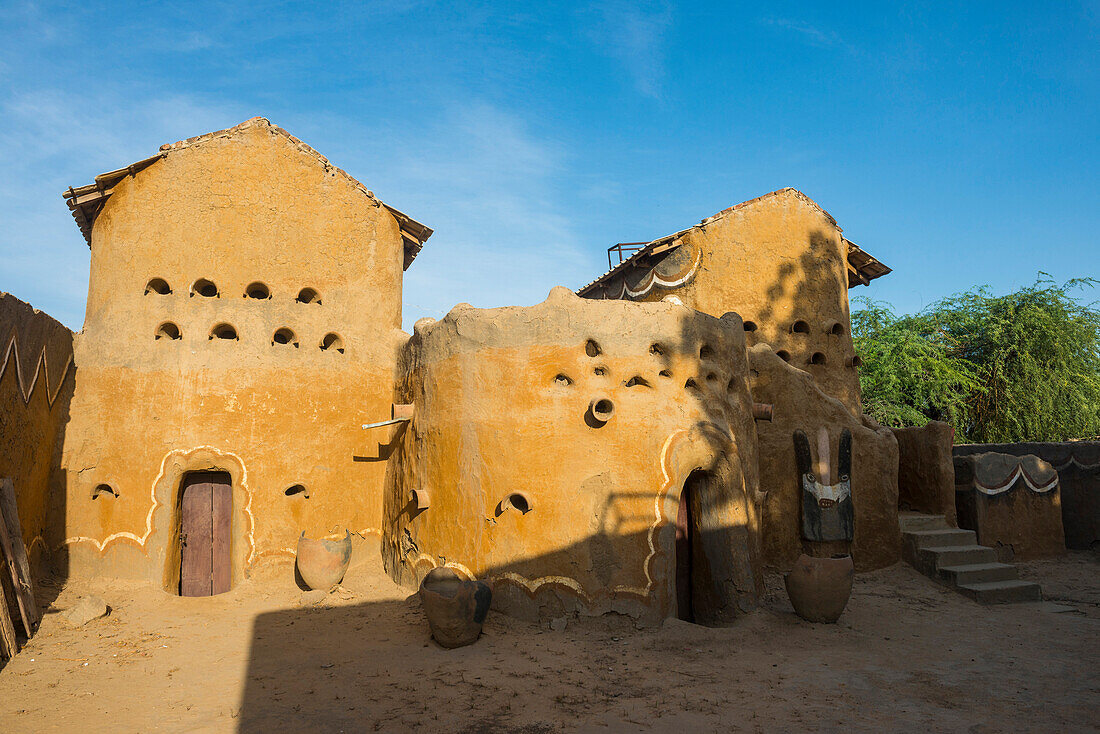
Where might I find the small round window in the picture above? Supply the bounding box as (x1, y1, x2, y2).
(273, 328, 298, 347)
(211, 323, 238, 340)
(245, 282, 270, 299)
(192, 279, 218, 298)
(145, 278, 171, 295)
(320, 333, 344, 353)
(155, 322, 181, 340)
(296, 287, 321, 304)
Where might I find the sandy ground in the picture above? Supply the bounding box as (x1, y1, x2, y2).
(1, 551, 1097, 734)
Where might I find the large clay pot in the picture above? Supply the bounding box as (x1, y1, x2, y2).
(419, 567, 492, 649)
(296, 531, 352, 591)
(784, 553, 854, 623)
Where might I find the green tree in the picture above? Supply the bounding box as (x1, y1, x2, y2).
(852, 276, 1100, 443)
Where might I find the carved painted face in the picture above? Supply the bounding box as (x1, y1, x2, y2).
(793, 427, 854, 543)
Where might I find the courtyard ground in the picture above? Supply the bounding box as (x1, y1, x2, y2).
(0, 550, 1097, 733)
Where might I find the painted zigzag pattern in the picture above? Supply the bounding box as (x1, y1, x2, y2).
(0, 333, 73, 408)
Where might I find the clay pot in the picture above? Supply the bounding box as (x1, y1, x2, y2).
(296, 531, 352, 591)
(418, 567, 492, 649)
(784, 553, 854, 623)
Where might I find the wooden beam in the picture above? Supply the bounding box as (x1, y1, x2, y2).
(65, 187, 115, 208)
(0, 478, 39, 632)
(0, 515, 34, 638)
(847, 261, 869, 287)
(0, 563, 16, 660)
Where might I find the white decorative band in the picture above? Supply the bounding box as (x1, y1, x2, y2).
(974, 465, 1059, 495)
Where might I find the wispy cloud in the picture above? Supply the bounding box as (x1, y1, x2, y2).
(761, 17, 849, 51)
(583, 1, 674, 99)
(302, 101, 606, 328)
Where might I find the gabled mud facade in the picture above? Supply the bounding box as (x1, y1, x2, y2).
(54, 118, 426, 590)
(382, 288, 764, 625)
(577, 188, 889, 415)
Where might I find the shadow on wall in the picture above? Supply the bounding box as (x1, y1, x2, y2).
(0, 294, 76, 666)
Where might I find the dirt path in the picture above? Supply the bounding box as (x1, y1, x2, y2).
(1, 552, 1097, 733)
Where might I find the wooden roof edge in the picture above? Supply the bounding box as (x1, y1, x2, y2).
(576, 229, 692, 295)
(844, 238, 891, 286)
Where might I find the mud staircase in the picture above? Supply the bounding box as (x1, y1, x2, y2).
(900, 513, 1042, 604)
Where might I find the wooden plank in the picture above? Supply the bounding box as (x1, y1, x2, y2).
(180, 478, 213, 597)
(0, 511, 34, 636)
(0, 560, 18, 660)
(211, 481, 232, 595)
(65, 187, 115, 208)
(0, 478, 39, 629)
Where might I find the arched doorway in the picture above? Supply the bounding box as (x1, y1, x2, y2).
(675, 470, 707, 622)
(178, 471, 233, 596)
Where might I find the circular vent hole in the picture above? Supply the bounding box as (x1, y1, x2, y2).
(192, 279, 218, 298)
(211, 323, 237, 340)
(505, 493, 531, 514)
(145, 278, 171, 295)
(320, 333, 344, 353)
(273, 328, 297, 346)
(246, 282, 270, 299)
(296, 287, 321, 304)
(155, 322, 181, 340)
(92, 484, 118, 499)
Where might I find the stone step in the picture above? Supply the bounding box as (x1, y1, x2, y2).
(938, 562, 1019, 585)
(957, 580, 1042, 605)
(905, 528, 978, 549)
(899, 512, 949, 532)
(919, 544, 999, 569)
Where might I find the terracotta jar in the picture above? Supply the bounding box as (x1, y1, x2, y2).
(296, 531, 352, 591)
(419, 567, 492, 649)
(783, 553, 854, 623)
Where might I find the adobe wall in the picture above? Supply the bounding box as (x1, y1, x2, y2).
(893, 422, 957, 526)
(955, 442, 1099, 550)
(0, 293, 74, 573)
(747, 344, 901, 571)
(382, 288, 764, 626)
(953, 452, 1066, 560)
(58, 121, 408, 588)
(585, 190, 863, 414)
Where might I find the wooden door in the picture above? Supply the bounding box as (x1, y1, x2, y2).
(180, 472, 232, 597)
(675, 481, 694, 622)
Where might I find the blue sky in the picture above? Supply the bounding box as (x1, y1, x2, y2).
(2, 1, 1097, 330)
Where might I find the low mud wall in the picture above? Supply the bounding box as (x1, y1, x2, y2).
(955, 442, 1098, 550)
(0, 293, 74, 574)
(893, 422, 956, 526)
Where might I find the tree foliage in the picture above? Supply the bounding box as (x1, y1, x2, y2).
(852, 275, 1100, 443)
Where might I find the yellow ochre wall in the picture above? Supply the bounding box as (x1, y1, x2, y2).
(0, 293, 74, 574)
(586, 189, 862, 414)
(60, 120, 408, 588)
(383, 288, 765, 626)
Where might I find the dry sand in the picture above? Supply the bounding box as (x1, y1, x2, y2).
(1, 551, 1097, 733)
